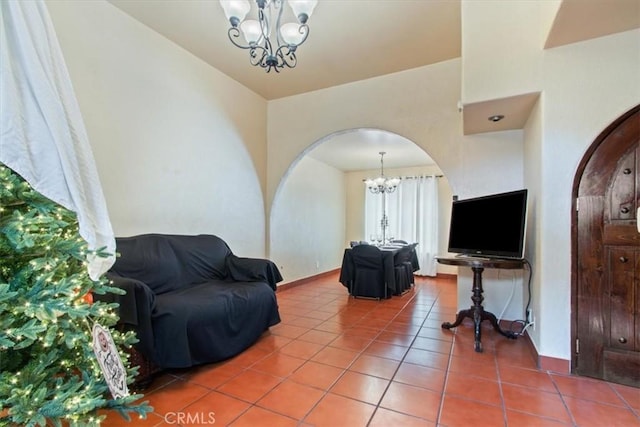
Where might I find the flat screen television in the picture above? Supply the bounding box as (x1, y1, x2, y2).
(447, 189, 528, 259)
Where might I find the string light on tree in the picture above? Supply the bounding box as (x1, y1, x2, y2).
(0, 164, 152, 425)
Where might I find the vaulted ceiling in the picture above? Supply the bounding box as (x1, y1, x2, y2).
(106, 0, 639, 170)
(108, 0, 462, 101)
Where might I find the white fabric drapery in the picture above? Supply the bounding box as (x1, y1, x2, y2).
(364, 176, 439, 276)
(1, 0, 115, 279)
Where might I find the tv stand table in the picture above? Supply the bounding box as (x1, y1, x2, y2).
(436, 256, 525, 352)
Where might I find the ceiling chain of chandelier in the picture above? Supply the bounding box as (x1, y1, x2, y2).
(219, 0, 318, 73)
(364, 152, 402, 194)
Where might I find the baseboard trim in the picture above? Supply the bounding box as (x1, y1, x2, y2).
(523, 330, 571, 374)
(539, 354, 571, 373)
(277, 269, 340, 292)
(435, 272, 457, 280)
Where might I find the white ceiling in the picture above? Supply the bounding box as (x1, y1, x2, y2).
(307, 129, 434, 172)
(545, 0, 640, 48)
(106, 0, 639, 171)
(107, 0, 462, 101)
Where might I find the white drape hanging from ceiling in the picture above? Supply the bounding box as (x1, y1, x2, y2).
(0, 0, 115, 279)
(364, 176, 439, 276)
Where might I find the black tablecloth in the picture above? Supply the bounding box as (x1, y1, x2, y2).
(339, 243, 419, 295)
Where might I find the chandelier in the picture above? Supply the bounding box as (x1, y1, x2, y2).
(364, 152, 401, 194)
(219, 0, 318, 73)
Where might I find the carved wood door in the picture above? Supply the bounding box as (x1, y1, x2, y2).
(573, 105, 639, 387)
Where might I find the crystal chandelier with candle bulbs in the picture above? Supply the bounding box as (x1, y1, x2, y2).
(364, 152, 401, 194)
(219, 0, 318, 73)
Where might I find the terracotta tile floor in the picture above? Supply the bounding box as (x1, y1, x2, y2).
(102, 274, 640, 426)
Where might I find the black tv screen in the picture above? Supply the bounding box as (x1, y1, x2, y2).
(447, 189, 528, 259)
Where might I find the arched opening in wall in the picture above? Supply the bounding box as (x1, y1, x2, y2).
(269, 127, 454, 285)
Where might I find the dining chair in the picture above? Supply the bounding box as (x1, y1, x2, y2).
(395, 245, 416, 288)
(393, 262, 411, 295)
(349, 244, 387, 299)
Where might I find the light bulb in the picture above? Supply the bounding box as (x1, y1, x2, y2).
(219, 0, 251, 25)
(241, 19, 263, 44)
(288, 0, 317, 23)
(280, 22, 305, 45)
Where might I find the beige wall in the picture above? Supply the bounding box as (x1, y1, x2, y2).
(45, 0, 640, 364)
(268, 14, 639, 361)
(267, 60, 525, 317)
(47, 0, 268, 257)
(267, 59, 525, 219)
(462, 0, 547, 103)
(461, 1, 640, 360)
(270, 156, 346, 283)
(523, 97, 543, 349)
(534, 30, 640, 360)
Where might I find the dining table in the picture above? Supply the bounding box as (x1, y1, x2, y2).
(339, 242, 419, 296)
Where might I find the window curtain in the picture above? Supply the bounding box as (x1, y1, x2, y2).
(364, 189, 396, 243)
(0, 0, 115, 279)
(364, 176, 439, 276)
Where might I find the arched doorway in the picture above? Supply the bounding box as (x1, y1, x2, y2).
(269, 128, 450, 284)
(572, 105, 639, 387)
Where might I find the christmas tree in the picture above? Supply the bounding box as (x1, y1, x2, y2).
(0, 164, 152, 426)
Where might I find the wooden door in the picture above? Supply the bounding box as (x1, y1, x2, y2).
(573, 105, 640, 387)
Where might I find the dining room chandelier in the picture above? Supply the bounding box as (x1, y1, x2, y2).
(219, 0, 318, 73)
(364, 152, 401, 194)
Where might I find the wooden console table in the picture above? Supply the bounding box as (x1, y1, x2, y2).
(436, 256, 525, 352)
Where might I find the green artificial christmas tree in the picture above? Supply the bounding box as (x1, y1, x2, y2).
(0, 164, 152, 426)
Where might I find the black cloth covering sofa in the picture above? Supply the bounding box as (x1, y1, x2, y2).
(102, 234, 282, 371)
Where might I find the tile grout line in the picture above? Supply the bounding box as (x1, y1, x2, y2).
(207, 285, 341, 425)
(607, 382, 640, 420)
(367, 281, 448, 426)
(296, 291, 392, 425)
(263, 284, 393, 425)
(365, 287, 424, 426)
(199, 279, 435, 424)
(224, 286, 340, 426)
(547, 370, 578, 427)
(425, 281, 461, 424)
(494, 346, 508, 427)
(283, 279, 441, 425)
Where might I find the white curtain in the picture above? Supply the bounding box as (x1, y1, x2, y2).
(364, 189, 395, 242)
(0, 0, 115, 279)
(364, 176, 439, 276)
(364, 190, 377, 242)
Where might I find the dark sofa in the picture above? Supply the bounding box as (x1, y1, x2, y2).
(102, 233, 282, 373)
